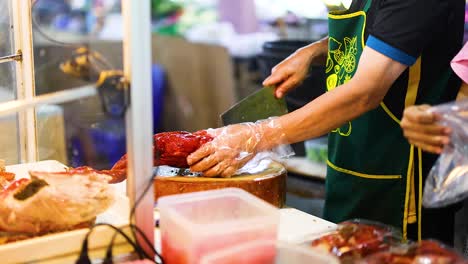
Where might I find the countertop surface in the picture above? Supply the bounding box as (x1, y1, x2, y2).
(283, 157, 327, 180)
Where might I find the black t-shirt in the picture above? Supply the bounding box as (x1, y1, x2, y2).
(349, 0, 464, 61)
(347, 0, 464, 107)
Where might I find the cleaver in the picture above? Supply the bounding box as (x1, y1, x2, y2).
(221, 86, 289, 125)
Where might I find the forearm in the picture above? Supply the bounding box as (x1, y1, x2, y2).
(258, 47, 407, 149)
(273, 79, 376, 145)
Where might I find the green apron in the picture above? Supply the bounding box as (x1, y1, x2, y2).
(323, 0, 416, 238)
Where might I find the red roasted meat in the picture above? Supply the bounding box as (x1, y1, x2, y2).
(111, 131, 213, 178)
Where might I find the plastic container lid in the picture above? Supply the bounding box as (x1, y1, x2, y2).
(200, 240, 340, 264)
(158, 188, 280, 264)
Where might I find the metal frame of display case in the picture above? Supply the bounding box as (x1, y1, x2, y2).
(0, 0, 155, 259)
(11, 0, 37, 163)
(122, 0, 155, 254)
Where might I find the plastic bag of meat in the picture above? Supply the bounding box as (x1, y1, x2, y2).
(0, 167, 115, 237)
(307, 219, 401, 264)
(359, 240, 468, 264)
(423, 99, 468, 208)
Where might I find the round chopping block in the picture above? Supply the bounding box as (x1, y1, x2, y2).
(154, 162, 287, 207)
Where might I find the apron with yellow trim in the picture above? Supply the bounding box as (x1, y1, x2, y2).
(323, 0, 415, 236)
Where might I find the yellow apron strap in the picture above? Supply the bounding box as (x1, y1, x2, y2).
(418, 147, 423, 241)
(403, 145, 414, 240)
(408, 165, 417, 224)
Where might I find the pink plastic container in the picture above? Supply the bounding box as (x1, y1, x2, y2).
(158, 188, 279, 264)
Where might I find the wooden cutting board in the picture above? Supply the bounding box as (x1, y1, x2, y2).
(154, 162, 287, 207)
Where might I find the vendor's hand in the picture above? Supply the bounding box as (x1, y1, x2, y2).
(262, 47, 315, 99)
(187, 123, 262, 178)
(400, 104, 451, 154)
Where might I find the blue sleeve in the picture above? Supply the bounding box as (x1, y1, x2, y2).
(366, 35, 417, 66)
(367, 0, 452, 66)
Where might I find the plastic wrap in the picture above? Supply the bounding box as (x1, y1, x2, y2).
(423, 99, 468, 208)
(307, 219, 401, 263)
(188, 117, 294, 177)
(359, 240, 468, 264)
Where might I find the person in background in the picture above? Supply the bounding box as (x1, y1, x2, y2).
(187, 0, 465, 246)
(401, 43, 468, 154)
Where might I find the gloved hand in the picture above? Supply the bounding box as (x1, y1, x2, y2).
(187, 118, 290, 177)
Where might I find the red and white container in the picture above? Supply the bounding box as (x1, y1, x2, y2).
(158, 188, 279, 264)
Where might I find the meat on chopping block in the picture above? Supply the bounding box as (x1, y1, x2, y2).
(111, 131, 213, 179)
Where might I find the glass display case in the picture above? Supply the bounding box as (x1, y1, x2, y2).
(0, 0, 154, 262)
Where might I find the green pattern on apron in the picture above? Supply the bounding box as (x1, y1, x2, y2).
(323, 0, 410, 232)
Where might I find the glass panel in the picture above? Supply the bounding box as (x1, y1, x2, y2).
(0, 113, 19, 165)
(0, 61, 16, 102)
(33, 0, 123, 95)
(33, 0, 127, 171)
(0, 0, 15, 58)
(32, 0, 128, 180)
(36, 99, 126, 171)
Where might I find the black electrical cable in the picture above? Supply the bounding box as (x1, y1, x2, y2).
(102, 231, 119, 264)
(127, 156, 165, 263)
(98, 151, 163, 263)
(76, 223, 151, 264)
(73, 158, 164, 264)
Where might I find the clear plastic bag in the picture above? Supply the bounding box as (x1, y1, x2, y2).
(235, 117, 295, 174)
(423, 99, 468, 208)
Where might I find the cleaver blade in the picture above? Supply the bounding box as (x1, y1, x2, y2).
(153, 165, 202, 178)
(221, 86, 288, 125)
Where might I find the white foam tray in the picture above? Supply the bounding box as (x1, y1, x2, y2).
(0, 160, 130, 263)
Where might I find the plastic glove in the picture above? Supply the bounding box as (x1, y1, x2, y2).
(187, 118, 290, 178)
(400, 104, 451, 154)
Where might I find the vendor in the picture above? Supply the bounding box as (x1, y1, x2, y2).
(187, 0, 464, 245)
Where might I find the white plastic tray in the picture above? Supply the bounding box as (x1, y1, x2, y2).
(278, 208, 336, 244)
(0, 160, 130, 263)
